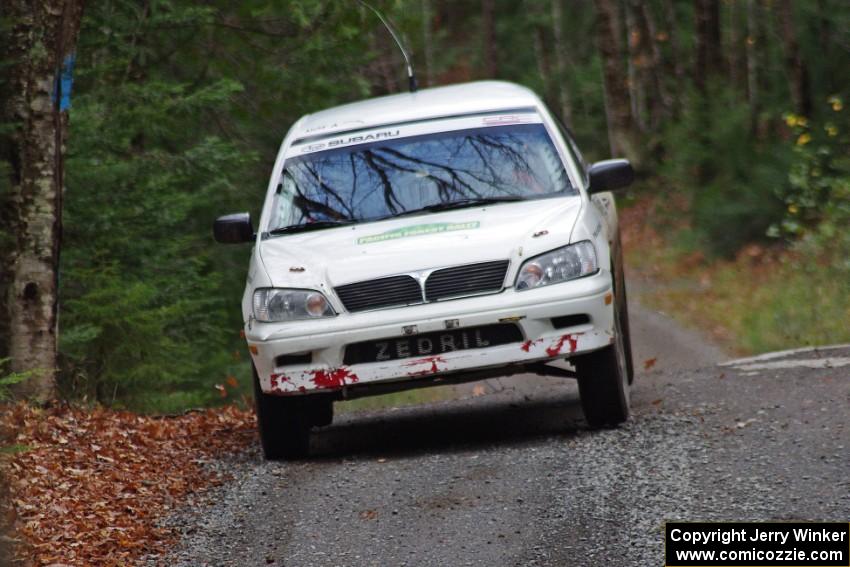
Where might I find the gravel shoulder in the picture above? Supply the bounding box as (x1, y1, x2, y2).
(147, 302, 850, 567)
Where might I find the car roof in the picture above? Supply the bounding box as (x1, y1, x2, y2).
(291, 81, 544, 143)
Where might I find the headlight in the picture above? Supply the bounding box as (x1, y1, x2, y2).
(253, 288, 336, 322)
(515, 241, 598, 291)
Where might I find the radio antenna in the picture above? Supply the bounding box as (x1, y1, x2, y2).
(357, 0, 418, 92)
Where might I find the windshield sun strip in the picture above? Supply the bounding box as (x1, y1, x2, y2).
(287, 112, 544, 160)
(291, 107, 540, 147)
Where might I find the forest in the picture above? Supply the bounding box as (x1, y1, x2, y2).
(1, 0, 848, 411)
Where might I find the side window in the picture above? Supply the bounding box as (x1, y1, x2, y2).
(555, 120, 589, 187)
(268, 172, 297, 230)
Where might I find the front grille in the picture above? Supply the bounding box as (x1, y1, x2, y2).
(425, 260, 509, 301)
(334, 260, 510, 313)
(343, 323, 523, 365)
(335, 275, 423, 312)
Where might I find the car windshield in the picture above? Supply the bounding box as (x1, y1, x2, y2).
(267, 123, 575, 232)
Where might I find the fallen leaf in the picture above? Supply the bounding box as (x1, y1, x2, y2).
(0, 402, 255, 566)
(643, 357, 657, 370)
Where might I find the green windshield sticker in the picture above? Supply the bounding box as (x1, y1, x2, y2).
(358, 221, 480, 244)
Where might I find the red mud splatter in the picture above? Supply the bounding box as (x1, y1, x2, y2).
(404, 356, 447, 376)
(309, 367, 359, 389)
(269, 373, 290, 390)
(545, 334, 580, 357)
(520, 339, 544, 352)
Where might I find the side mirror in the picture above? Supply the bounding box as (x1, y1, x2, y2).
(588, 159, 634, 193)
(213, 212, 254, 244)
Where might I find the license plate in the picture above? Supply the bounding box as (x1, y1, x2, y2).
(343, 324, 523, 365)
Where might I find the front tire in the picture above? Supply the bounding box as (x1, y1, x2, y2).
(613, 231, 635, 384)
(252, 365, 333, 460)
(574, 281, 631, 428)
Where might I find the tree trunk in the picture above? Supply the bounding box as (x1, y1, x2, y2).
(815, 0, 834, 93)
(625, 0, 666, 132)
(550, 0, 574, 125)
(662, 0, 685, 112)
(421, 0, 435, 87)
(728, 0, 745, 93)
(639, 2, 672, 121)
(593, 0, 640, 163)
(693, 0, 721, 185)
(775, 0, 811, 116)
(481, 0, 498, 78)
(694, 0, 722, 92)
(623, 1, 644, 132)
(746, 0, 761, 132)
(371, 32, 398, 94)
(532, 22, 554, 113)
(0, 0, 85, 402)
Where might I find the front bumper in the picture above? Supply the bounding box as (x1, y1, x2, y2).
(247, 270, 615, 395)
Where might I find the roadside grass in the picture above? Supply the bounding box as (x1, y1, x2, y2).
(735, 270, 850, 352)
(620, 191, 850, 355)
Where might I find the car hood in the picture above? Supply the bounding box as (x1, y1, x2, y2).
(259, 196, 583, 288)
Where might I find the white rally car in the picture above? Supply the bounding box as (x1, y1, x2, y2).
(214, 81, 635, 459)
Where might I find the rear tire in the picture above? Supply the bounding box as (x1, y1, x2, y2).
(252, 365, 333, 460)
(574, 263, 631, 428)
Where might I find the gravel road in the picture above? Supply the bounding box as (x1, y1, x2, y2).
(148, 302, 850, 566)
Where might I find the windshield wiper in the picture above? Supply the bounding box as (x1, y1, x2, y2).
(266, 219, 355, 236)
(386, 196, 526, 219)
(267, 197, 526, 235)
